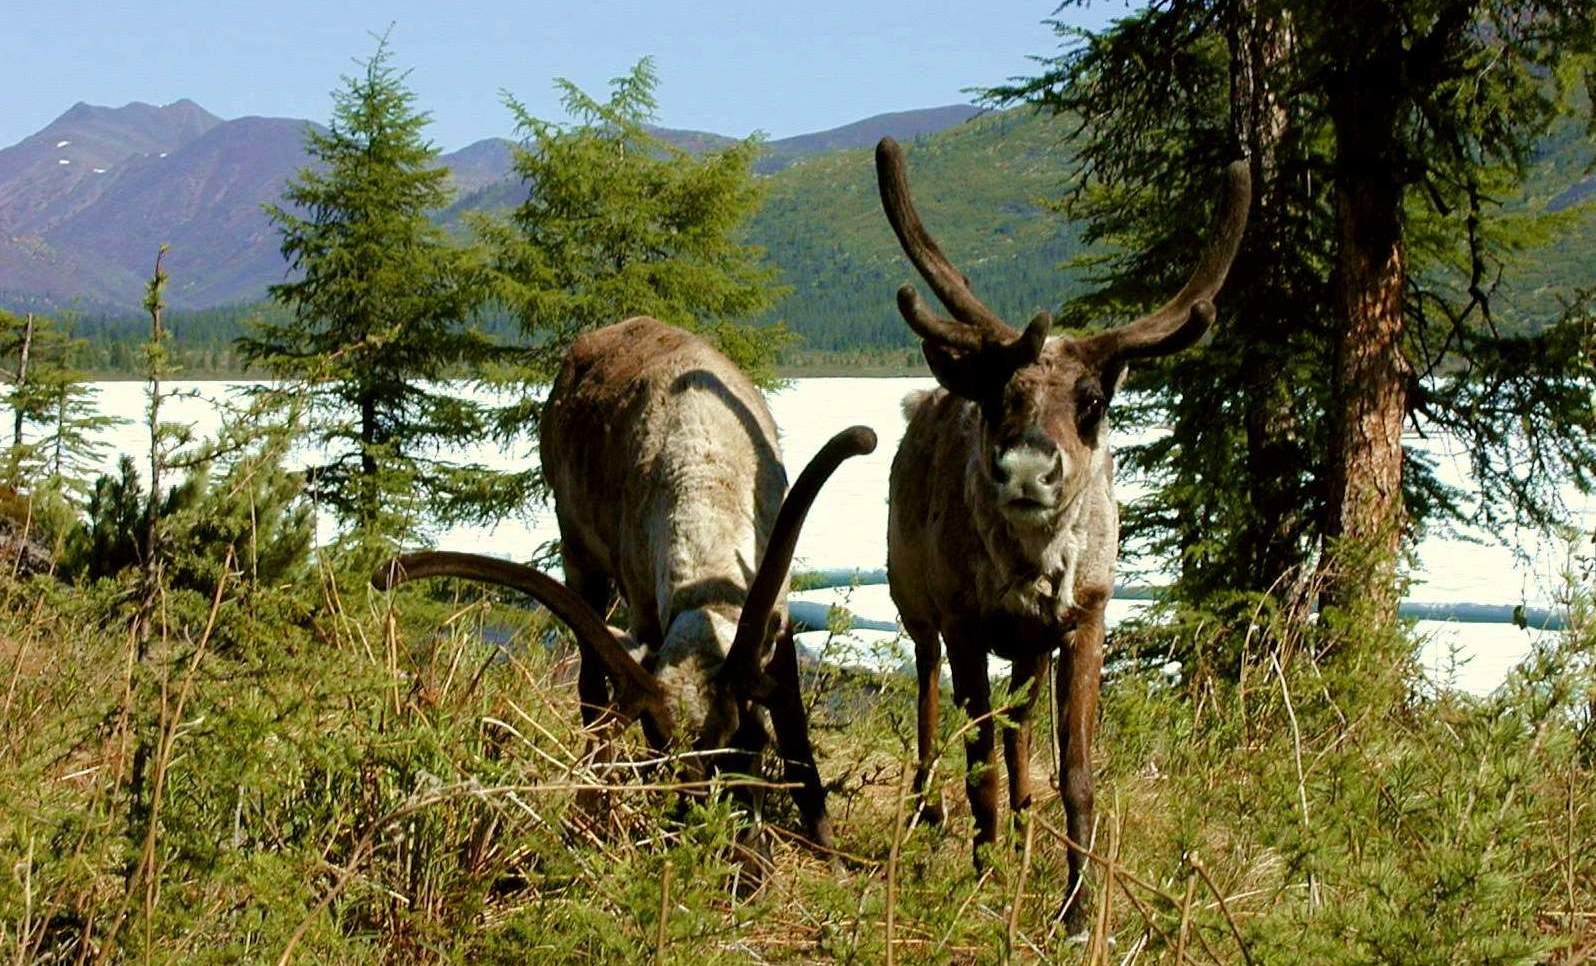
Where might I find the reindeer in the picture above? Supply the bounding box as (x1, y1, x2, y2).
(874, 137, 1249, 930)
(374, 317, 876, 851)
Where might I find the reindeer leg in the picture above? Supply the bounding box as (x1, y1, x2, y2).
(764, 625, 836, 849)
(1056, 608, 1104, 935)
(947, 628, 999, 866)
(561, 548, 619, 816)
(903, 618, 944, 825)
(1003, 650, 1049, 843)
(720, 708, 776, 885)
(560, 548, 617, 732)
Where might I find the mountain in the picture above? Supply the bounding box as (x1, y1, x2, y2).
(45, 116, 317, 308)
(0, 100, 985, 313)
(0, 101, 306, 309)
(442, 137, 515, 195)
(757, 104, 983, 173)
(648, 105, 983, 173)
(4, 95, 1587, 350)
(647, 125, 739, 156)
(0, 99, 220, 236)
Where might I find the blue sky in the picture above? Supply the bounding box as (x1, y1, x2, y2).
(7, 1, 1132, 151)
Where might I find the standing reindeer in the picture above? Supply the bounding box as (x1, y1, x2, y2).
(375, 317, 876, 851)
(875, 137, 1249, 929)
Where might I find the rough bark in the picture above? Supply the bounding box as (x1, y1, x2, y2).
(1323, 40, 1410, 622)
(1228, 1, 1306, 594)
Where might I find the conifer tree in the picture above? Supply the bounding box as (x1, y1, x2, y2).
(239, 33, 490, 538)
(993, 0, 1596, 640)
(0, 309, 123, 501)
(471, 58, 790, 515)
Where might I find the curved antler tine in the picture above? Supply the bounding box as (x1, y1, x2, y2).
(876, 137, 1011, 337)
(373, 551, 665, 714)
(1102, 160, 1251, 360)
(721, 426, 878, 688)
(996, 310, 1053, 370)
(897, 285, 983, 352)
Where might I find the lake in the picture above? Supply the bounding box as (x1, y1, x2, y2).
(76, 379, 1593, 696)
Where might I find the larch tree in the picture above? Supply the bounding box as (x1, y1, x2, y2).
(1309, 1, 1595, 621)
(469, 57, 791, 517)
(992, 0, 1596, 648)
(0, 309, 123, 502)
(239, 34, 491, 539)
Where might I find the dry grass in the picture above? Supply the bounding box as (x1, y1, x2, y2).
(0, 561, 1591, 963)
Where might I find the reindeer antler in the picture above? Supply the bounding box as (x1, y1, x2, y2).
(719, 426, 878, 691)
(1086, 160, 1251, 360)
(876, 137, 1052, 373)
(374, 552, 669, 725)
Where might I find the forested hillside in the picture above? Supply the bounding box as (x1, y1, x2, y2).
(745, 108, 1088, 351)
(1498, 97, 1596, 325)
(752, 104, 1596, 352)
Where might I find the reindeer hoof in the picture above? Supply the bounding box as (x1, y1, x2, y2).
(807, 815, 837, 852)
(911, 799, 944, 828)
(729, 829, 775, 896)
(1058, 897, 1091, 937)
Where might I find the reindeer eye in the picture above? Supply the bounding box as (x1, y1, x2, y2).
(1076, 387, 1105, 428)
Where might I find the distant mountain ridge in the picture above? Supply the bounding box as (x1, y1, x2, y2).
(757, 104, 983, 172)
(650, 104, 983, 173)
(0, 100, 982, 313)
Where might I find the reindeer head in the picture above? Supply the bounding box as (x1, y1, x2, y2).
(373, 426, 877, 762)
(875, 138, 1250, 528)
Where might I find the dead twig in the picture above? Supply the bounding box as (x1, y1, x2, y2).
(1174, 868, 1197, 964)
(1006, 809, 1036, 957)
(884, 757, 912, 966)
(1037, 817, 1224, 964)
(1188, 852, 1255, 966)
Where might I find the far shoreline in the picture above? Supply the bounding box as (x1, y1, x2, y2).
(79, 362, 932, 382)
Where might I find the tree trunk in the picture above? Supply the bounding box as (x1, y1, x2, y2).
(1228, 1, 1306, 595)
(13, 314, 33, 449)
(360, 390, 378, 528)
(1323, 51, 1409, 624)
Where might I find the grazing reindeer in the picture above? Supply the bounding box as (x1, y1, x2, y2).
(875, 137, 1249, 929)
(375, 318, 876, 850)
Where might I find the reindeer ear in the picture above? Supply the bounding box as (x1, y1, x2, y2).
(923, 343, 995, 401)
